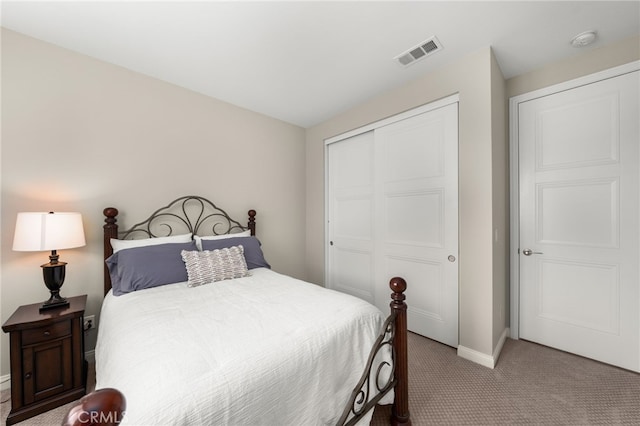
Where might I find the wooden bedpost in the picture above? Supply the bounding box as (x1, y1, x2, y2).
(390, 277, 411, 426)
(248, 210, 256, 236)
(103, 208, 119, 296)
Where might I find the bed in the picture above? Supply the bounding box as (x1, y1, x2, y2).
(96, 196, 410, 425)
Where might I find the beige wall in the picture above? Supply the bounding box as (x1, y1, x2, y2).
(491, 50, 509, 351)
(504, 35, 639, 342)
(305, 35, 640, 363)
(2, 27, 635, 380)
(0, 29, 306, 377)
(306, 47, 506, 359)
(507, 35, 640, 98)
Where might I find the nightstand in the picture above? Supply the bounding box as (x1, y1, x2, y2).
(2, 295, 87, 425)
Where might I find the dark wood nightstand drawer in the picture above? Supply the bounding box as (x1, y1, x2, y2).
(22, 320, 71, 345)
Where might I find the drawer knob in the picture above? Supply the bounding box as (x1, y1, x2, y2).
(43, 331, 50, 336)
(24, 372, 32, 380)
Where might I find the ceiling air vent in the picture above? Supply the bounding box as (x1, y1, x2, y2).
(395, 36, 442, 67)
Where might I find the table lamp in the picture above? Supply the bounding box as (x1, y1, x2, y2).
(13, 212, 86, 311)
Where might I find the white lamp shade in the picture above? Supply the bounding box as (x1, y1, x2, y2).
(13, 212, 86, 252)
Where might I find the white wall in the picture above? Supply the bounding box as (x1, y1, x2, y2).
(0, 29, 306, 378)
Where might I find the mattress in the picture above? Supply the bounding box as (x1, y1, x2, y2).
(95, 267, 390, 425)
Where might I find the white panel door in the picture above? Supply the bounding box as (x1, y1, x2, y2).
(519, 71, 639, 371)
(375, 103, 459, 347)
(327, 131, 376, 303)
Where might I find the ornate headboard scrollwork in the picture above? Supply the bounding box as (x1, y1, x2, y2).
(103, 195, 256, 295)
(119, 195, 252, 239)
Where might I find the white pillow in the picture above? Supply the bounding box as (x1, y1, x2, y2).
(111, 233, 192, 253)
(193, 230, 251, 251)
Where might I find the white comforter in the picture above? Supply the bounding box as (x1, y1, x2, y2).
(95, 268, 390, 426)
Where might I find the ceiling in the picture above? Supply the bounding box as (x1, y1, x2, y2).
(2, 1, 639, 128)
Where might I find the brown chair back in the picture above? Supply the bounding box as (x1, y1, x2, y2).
(62, 388, 126, 426)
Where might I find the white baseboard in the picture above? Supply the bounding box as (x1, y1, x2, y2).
(1, 374, 10, 391)
(457, 345, 496, 368)
(0, 350, 96, 392)
(457, 327, 510, 369)
(493, 327, 509, 365)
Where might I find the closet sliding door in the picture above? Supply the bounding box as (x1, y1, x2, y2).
(326, 131, 376, 304)
(326, 98, 459, 347)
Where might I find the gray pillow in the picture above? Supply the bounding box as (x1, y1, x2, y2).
(106, 241, 197, 296)
(181, 245, 251, 287)
(200, 236, 270, 270)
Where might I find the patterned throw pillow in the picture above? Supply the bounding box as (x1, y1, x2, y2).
(181, 245, 250, 287)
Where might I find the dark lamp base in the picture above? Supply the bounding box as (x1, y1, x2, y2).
(40, 295, 70, 312)
(40, 260, 69, 312)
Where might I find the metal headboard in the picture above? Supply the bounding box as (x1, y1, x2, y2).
(103, 195, 256, 295)
(118, 195, 252, 239)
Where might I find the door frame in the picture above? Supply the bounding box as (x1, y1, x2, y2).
(508, 61, 640, 340)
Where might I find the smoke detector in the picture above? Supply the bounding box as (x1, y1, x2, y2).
(571, 30, 597, 47)
(394, 36, 443, 67)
